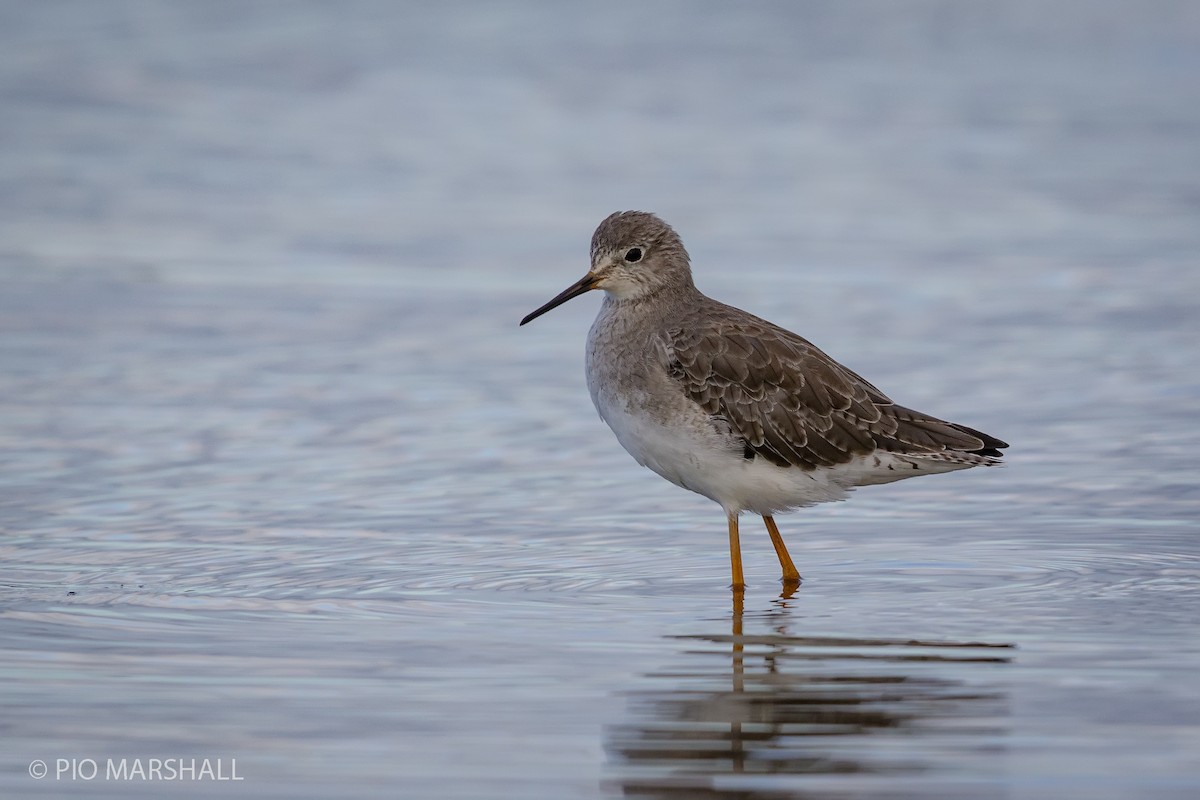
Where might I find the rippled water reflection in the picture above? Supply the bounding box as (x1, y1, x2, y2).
(3, 2, 1200, 798)
(609, 598, 1015, 799)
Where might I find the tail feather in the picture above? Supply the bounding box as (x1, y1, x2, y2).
(886, 405, 1008, 460)
(947, 422, 1008, 458)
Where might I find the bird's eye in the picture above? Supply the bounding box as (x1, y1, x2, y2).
(624, 247, 643, 263)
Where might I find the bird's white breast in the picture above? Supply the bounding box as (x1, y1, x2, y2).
(585, 300, 831, 516)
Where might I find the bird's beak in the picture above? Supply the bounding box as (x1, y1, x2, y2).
(519, 273, 600, 326)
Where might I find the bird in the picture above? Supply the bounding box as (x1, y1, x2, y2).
(520, 211, 1007, 591)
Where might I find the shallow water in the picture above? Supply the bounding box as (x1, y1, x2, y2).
(3, 2, 1200, 798)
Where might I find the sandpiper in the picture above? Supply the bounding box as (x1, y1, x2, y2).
(520, 211, 1007, 590)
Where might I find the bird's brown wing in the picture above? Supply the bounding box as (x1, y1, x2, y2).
(666, 308, 1005, 469)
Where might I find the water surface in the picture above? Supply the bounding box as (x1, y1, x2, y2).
(2, 2, 1199, 798)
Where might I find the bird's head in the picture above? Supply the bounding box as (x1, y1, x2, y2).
(520, 211, 694, 325)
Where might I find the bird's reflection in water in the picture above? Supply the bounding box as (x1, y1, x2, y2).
(607, 592, 1014, 799)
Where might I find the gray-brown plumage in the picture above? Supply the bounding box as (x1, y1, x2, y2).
(520, 210, 1007, 590)
(668, 306, 1007, 470)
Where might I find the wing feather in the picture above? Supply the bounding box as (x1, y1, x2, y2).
(667, 306, 1007, 469)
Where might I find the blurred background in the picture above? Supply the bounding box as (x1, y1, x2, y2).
(2, 2, 1198, 798)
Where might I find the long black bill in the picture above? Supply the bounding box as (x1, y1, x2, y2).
(519, 274, 598, 326)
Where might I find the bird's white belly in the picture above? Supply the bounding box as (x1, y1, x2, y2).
(595, 394, 968, 517)
(594, 397, 851, 516)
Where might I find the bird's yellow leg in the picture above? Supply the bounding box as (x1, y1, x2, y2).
(727, 513, 745, 590)
(763, 515, 801, 585)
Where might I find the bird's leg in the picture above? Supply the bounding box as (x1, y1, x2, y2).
(763, 515, 801, 586)
(727, 513, 745, 590)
